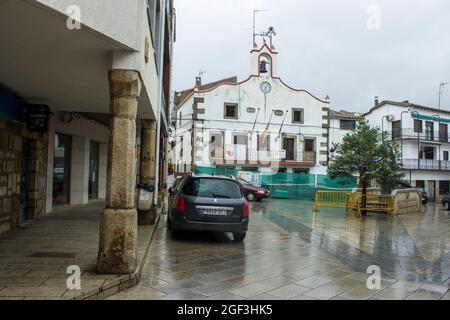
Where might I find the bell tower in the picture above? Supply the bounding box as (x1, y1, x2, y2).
(251, 26, 278, 77)
(251, 40, 278, 77)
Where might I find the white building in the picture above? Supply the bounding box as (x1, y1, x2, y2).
(174, 41, 331, 175)
(365, 99, 450, 202)
(1, 0, 175, 273)
(328, 109, 363, 151)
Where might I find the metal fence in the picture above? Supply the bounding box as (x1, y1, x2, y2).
(195, 166, 356, 200)
(314, 191, 395, 216)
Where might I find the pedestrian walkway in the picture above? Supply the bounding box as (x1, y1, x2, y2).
(0, 201, 156, 300)
(110, 200, 450, 300)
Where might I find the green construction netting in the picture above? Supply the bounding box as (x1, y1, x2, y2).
(195, 166, 357, 200)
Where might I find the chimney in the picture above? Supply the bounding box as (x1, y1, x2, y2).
(195, 76, 202, 88)
(374, 96, 379, 106)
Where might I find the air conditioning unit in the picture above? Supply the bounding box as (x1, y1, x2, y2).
(386, 114, 395, 121)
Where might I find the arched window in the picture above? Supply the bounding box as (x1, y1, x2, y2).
(259, 54, 272, 75)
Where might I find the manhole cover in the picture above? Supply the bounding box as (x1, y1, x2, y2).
(29, 252, 77, 259)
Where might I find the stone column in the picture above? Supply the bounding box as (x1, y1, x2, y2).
(138, 119, 157, 225)
(96, 70, 141, 274)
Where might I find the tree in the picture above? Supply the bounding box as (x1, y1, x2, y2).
(327, 120, 403, 215)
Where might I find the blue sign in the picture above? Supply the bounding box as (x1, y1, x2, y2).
(0, 88, 26, 123)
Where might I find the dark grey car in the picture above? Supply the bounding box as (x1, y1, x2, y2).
(167, 174, 249, 241)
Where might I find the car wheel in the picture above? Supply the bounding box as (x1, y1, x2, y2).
(444, 202, 450, 211)
(233, 232, 246, 242)
(246, 192, 255, 202)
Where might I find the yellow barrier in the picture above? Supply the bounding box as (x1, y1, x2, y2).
(313, 191, 349, 211)
(314, 190, 395, 216)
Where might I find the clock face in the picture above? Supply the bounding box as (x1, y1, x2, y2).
(260, 81, 272, 94)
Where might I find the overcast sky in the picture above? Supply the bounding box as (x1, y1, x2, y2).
(173, 0, 450, 113)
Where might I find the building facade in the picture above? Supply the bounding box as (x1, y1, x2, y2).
(174, 41, 331, 175)
(328, 109, 363, 151)
(365, 99, 450, 202)
(0, 0, 175, 274)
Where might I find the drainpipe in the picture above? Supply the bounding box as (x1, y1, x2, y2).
(154, 0, 167, 207)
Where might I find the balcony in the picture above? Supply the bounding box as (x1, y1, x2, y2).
(402, 159, 450, 171)
(209, 147, 316, 165)
(391, 129, 449, 143)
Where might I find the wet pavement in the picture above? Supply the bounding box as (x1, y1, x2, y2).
(0, 201, 155, 300)
(110, 199, 450, 300)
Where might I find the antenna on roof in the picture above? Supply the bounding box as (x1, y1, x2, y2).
(252, 9, 268, 47)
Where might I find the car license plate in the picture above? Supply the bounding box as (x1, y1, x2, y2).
(203, 209, 228, 216)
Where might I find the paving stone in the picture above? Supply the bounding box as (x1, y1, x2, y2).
(246, 293, 281, 300)
(0, 269, 29, 277)
(201, 292, 245, 300)
(0, 286, 66, 298)
(229, 283, 274, 298)
(289, 294, 319, 300)
(371, 287, 414, 300)
(158, 289, 207, 300)
(339, 286, 381, 300)
(295, 275, 334, 289)
(389, 280, 422, 291)
(303, 283, 345, 300)
(405, 289, 444, 300)
(106, 287, 165, 300)
(0, 277, 47, 287)
(267, 284, 311, 299)
(153, 279, 203, 294)
(419, 283, 449, 294)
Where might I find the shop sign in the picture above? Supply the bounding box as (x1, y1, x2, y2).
(26, 105, 50, 132)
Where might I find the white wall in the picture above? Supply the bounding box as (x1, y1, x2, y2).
(35, 0, 141, 50)
(46, 112, 109, 212)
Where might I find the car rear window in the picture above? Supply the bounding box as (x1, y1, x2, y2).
(182, 178, 242, 199)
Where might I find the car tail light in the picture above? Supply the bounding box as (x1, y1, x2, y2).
(243, 201, 249, 218)
(177, 196, 186, 214)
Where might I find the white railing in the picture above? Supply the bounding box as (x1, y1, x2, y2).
(402, 159, 450, 170)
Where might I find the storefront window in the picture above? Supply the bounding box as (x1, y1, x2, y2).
(89, 141, 100, 200)
(52, 133, 71, 206)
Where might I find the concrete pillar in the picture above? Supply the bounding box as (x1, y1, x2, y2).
(96, 70, 141, 274)
(70, 136, 89, 205)
(138, 119, 157, 225)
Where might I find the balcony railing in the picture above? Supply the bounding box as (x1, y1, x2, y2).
(402, 159, 450, 171)
(390, 129, 449, 143)
(210, 148, 316, 164)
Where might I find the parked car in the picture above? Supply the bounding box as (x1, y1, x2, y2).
(396, 182, 428, 204)
(442, 194, 450, 211)
(167, 174, 249, 241)
(417, 188, 429, 205)
(225, 175, 270, 202)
